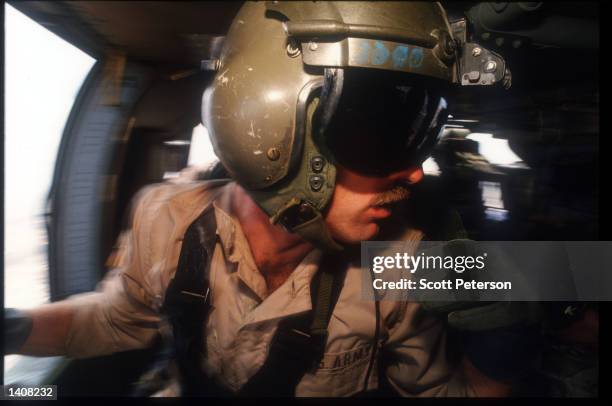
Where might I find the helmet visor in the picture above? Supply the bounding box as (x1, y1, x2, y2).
(319, 68, 449, 176)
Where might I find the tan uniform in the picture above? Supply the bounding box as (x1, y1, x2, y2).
(62, 179, 472, 397)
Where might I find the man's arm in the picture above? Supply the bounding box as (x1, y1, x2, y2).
(12, 302, 74, 356)
(5, 185, 170, 358)
(382, 301, 513, 397)
(7, 266, 161, 358)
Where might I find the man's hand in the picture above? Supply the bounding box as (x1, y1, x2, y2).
(555, 307, 599, 349)
(5, 302, 75, 356)
(414, 240, 544, 394)
(463, 356, 512, 397)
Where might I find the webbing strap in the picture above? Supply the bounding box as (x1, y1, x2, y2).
(238, 254, 347, 397)
(162, 206, 219, 397)
(310, 268, 335, 335)
(163, 204, 347, 397)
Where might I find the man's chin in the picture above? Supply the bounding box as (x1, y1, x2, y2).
(365, 223, 381, 240)
(340, 223, 380, 244)
(329, 223, 379, 247)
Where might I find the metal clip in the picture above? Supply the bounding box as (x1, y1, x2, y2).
(458, 42, 511, 88)
(180, 287, 210, 303)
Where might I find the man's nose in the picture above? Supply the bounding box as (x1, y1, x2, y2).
(388, 166, 424, 185)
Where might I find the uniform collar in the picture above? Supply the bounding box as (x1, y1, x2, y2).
(212, 182, 322, 302)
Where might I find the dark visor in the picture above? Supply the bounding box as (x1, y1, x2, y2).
(317, 68, 449, 176)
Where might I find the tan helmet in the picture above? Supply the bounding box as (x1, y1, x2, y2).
(202, 1, 510, 251)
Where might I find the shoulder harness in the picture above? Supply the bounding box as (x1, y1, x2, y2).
(161, 205, 348, 396)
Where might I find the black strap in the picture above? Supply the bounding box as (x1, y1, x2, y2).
(162, 207, 347, 397)
(238, 254, 347, 397)
(161, 206, 219, 396)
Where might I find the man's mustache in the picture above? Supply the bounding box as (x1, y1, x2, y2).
(370, 185, 411, 207)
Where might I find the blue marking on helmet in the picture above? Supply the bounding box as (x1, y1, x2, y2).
(372, 41, 390, 65)
(392, 45, 410, 69)
(409, 47, 424, 68)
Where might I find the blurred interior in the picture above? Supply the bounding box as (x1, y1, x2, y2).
(4, 1, 599, 395)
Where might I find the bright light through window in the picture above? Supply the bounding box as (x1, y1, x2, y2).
(422, 157, 441, 176)
(466, 133, 525, 167)
(188, 124, 218, 168)
(4, 3, 96, 381)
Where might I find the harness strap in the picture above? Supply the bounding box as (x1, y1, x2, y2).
(311, 270, 335, 336)
(162, 205, 347, 397)
(239, 254, 346, 397)
(161, 205, 219, 396)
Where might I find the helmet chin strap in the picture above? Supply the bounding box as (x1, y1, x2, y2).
(245, 97, 343, 252)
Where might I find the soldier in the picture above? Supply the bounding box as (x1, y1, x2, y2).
(6, 1, 540, 397)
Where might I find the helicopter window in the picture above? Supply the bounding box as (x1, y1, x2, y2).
(4, 3, 96, 383)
